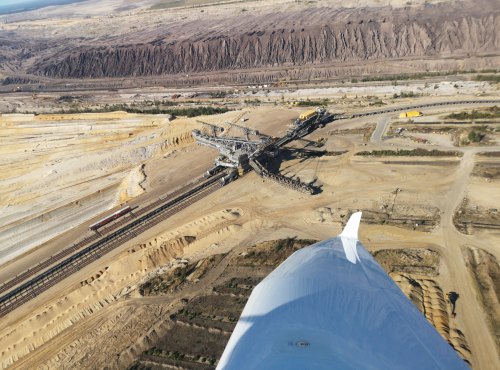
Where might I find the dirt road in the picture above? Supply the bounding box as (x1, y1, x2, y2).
(437, 149, 499, 369)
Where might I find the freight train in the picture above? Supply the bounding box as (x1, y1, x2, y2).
(89, 206, 132, 231)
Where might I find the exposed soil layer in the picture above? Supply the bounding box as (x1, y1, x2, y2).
(373, 248, 440, 276)
(361, 208, 440, 231)
(390, 273, 471, 363)
(129, 240, 470, 369)
(328, 124, 376, 142)
(478, 151, 500, 157)
(2, 100, 499, 370)
(463, 247, 500, 353)
(355, 149, 462, 157)
(17, 2, 500, 83)
(454, 198, 500, 234)
(394, 125, 497, 147)
(139, 253, 224, 296)
(472, 162, 500, 179)
(316, 206, 440, 232)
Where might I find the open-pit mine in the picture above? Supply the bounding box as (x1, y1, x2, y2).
(0, 0, 499, 369)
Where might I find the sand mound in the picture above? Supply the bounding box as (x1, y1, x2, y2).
(0, 208, 242, 368)
(0, 111, 205, 264)
(392, 273, 472, 363)
(463, 247, 500, 351)
(116, 164, 147, 204)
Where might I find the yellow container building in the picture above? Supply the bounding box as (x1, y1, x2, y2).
(299, 109, 318, 121)
(399, 111, 423, 118)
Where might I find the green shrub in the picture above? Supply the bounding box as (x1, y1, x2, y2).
(53, 104, 231, 117)
(468, 131, 484, 142)
(473, 74, 500, 83)
(355, 149, 462, 157)
(446, 106, 500, 120)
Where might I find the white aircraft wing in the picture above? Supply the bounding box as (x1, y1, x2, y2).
(217, 212, 468, 370)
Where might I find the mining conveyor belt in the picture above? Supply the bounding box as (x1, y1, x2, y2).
(250, 159, 314, 194)
(262, 171, 315, 194)
(2, 99, 498, 316)
(335, 100, 500, 120)
(0, 177, 209, 297)
(0, 173, 225, 317)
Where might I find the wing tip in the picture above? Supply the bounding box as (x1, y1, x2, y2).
(339, 211, 362, 240)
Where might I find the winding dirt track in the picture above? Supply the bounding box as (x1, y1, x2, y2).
(7, 233, 258, 370)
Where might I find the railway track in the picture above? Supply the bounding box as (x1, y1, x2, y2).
(0, 173, 224, 317)
(337, 99, 500, 119)
(0, 177, 209, 297)
(1, 98, 498, 317)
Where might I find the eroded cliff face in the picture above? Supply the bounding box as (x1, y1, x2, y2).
(31, 4, 500, 79)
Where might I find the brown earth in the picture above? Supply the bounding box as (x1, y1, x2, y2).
(1, 98, 499, 369)
(393, 125, 498, 147)
(454, 198, 500, 234)
(472, 162, 500, 180)
(373, 248, 440, 276)
(328, 123, 376, 142)
(463, 247, 500, 353)
(313, 205, 441, 232)
(33, 4, 500, 79)
(0, 0, 499, 88)
(125, 241, 472, 369)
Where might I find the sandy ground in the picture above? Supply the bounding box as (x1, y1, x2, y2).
(0, 96, 499, 369)
(0, 110, 253, 266)
(0, 107, 295, 277)
(1, 0, 497, 92)
(1, 0, 452, 23)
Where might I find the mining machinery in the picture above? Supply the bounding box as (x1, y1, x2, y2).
(196, 120, 225, 136)
(192, 107, 334, 194)
(225, 121, 260, 141)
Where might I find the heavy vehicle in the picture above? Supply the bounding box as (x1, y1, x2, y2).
(204, 165, 223, 178)
(220, 170, 238, 186)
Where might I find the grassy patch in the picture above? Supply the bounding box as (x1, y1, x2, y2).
(446, 106, 500, 120)
(359, 69, 499, 82)
(355, 149, 462, 157)
(468, 130, 485, 143)
(473, 74, 500, 83)
(477, 151, 500, 157)
(53, 104, 231, 117)
(243, 98, 261, 105)
(393, 91, 418, 99)
(293, 99, 328, 107)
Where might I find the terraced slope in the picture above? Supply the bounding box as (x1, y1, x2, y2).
(30, 2, 500, 80)
(129, 240, 471, 369)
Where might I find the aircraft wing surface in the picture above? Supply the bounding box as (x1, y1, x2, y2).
(217, 212, 468, 370)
